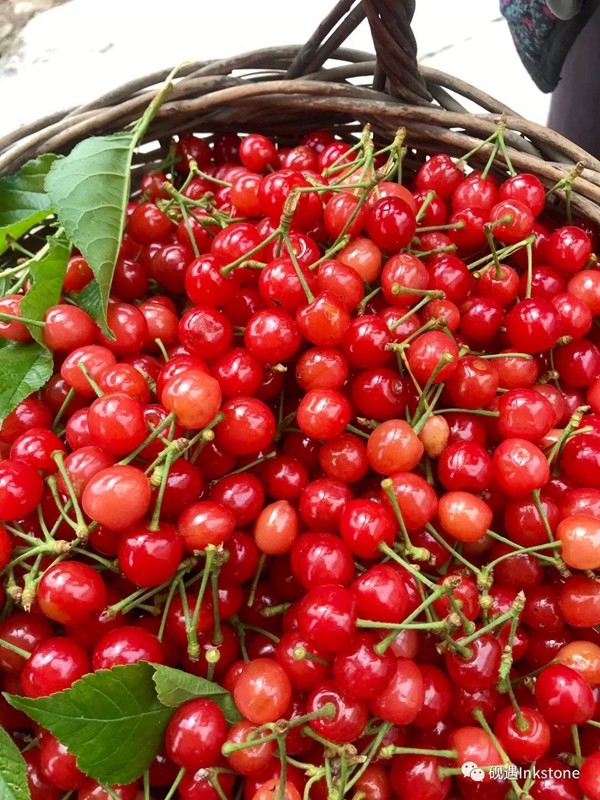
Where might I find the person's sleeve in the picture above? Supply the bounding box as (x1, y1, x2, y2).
(500, 0, 600, 91)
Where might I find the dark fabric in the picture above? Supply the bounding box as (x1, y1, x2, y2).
(500, 0, 600, 92)
(548, 0, 600, 157)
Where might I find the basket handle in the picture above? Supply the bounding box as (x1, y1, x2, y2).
(286, 0, 430, 104)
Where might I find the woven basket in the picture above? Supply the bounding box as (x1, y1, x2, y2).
(1, 0, 600, 223)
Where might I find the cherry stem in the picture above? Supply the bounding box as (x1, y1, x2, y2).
(345, 722, 392, 791)
(546, 405, 590, 467)
(157, 576, 180, 642)
(302, 725, 346, 755)
(345, 423, 371, 440)
(381, 745, 457, 759)
(411, 383, 444, 435)
(356, 286, 382, 316)
(227, 451, 276, 475)
(51, 451, 89, 540)
(380, 479, 430, 562)
(0, 312, 44, 328)
(434, 407, 499, 417)
(77, 363, 103, 397)
(220, 228, 279, 276)
(415, 190, 436, 222)
(458, 593, 525, 651)
(187, 548, 216, 660)
(208, 774, 229, 800)
(475, 352, 533, 360)
(210, 567, 223, 646)
(472, 709, 529, 799)
(446, 591, 477, 636)
(423, 523, 479, 575)
(375, 582, 449, 655)
(163, 767, 186, 800)
(497, 599, 523, 690)
(378, 542, 436, 590)
(357, 618, 444, 631)
(247, 552, 266, 607)
(45, 477, 79, 534)
(486, 529, 558, 567)
(292, 646, 330, 666)
(284, 232, 314, 303)
(120, 413, 177, 468)
(388, 295, 433, 330)
(52, 387, 76, 429)
(415, 221, 464, 234)
(461, 122, 502, 164)
(99, 785, 123, 800)
(505, 679, 529, 732)
(0, 637, 30, 659)
(410, 353, 453, 426)
(571, 724, 583, 767)
(468, 234, 535, 273)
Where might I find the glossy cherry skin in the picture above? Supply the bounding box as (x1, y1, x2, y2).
(492, 438, 549, 497)
(307, 680, 368, 743)
(557, 514, 600, 570)
(535, 663, 595, 724)
(370, 657, 425, 725)
(165, 698, 228, 771)
(39, 732, 86, 791)
(21, 637, 90, 698)
(505, 298, 561, 353)
(0, 613, 53, 673)
(290, 532, 355, 589)
(333, 633, 396, 701)
(450, 726, 502, 783)
(351, 564, 411, 624)
(92, 626, 165, 670)
(215, 397, 276, 456)
(560, 574, 600, 628)
(117, 522, 183, 587)
(580, 751, 600, 799)
(0, 459, 44, 520)
(297, 584, 358, 653)
(37, 562, 107, 626)
(380, 472, 438, 531)
(445, 633, 502, 689)
(493, 705, 551, 763)
(339, 498, 396, 559)
(82, 465, 151, 531)
(391, 754, 452, 800)
(234, 658, 292, 724)
(437, 441, 493, 492)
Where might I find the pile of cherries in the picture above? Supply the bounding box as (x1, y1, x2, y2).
(1, 123, 600, 800)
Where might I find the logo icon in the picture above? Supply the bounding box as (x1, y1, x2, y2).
(461, 761, 485, 782)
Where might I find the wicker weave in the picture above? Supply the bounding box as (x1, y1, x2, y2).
(1, 0, 600, 222)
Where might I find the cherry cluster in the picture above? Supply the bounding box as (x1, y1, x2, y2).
(0, 123, 600, 800)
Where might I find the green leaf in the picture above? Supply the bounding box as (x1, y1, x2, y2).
(152, 664, 241, 723)
(44, 132, 134, 334)
(0, 342, 53, 423)
(20, 230, 71, 343)
(4, 662, 173, 785)
(44, 67, 178, 334)
(0, 154, 58, 256)
(0, 726, 30, 800)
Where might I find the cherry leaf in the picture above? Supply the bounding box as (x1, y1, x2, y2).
(0, 154, 58, 256)
(151, 664, 242, 723)
(4, 663, 173, 785)
(0, 726, 30, 800)
(44, 69, 177, 334)
(0, 342, 53, 423)
(44, 132, 134, 335)
(19, 230, 71, 344)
